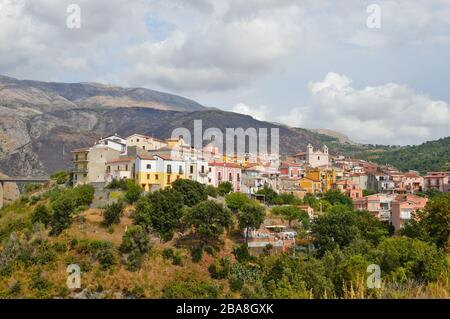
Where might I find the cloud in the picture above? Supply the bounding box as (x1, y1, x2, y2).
(303, 72, 450, 145)
(232, 73, 450, 145)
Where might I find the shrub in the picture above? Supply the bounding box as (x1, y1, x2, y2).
(217, 182, 233, 196)
(162, 248, 174, 260)
(102, 202, 124, 226)
(120, 225, 151, 271)
(209, 257, 231, 279)
(106, 179, 127, 190)
(206, 185, 218, 198)
(50, 195, 75, 236)
(31, 204, 52, 227)
(171, 179, 208, 207)
(124, 180, 143, 204)
(191, 247, 203, 263)
(225, 192, 251, 211)
(162, 277, 222, 299)
(50, 171, 70, 185)
(69, 184, 95, 207)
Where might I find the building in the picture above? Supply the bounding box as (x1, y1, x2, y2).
(105, 157, 135, 182)
(72, 146, 122, 186)
(279, 161, 304, 179)
(334, 180, 363, 201)
(354, 193, 396, 222)
(403, 171, 424, 193)
(185, 157, 209, 185)
(208, 162, 242, 192)
(135, 153, 186, 191)
(96, 134, 127, 153)
(299, 177, 322, 194)
(306, 167, 336, 192)
(391, 194, 428, 230)
(126, 134, 168, 151)
(423, 172, 450, 193)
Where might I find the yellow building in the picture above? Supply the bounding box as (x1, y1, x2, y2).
(306, 167, 337, 192)
(135, 154, 186, 191)
(299, 177, 322, 194)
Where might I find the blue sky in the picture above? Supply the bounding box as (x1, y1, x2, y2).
(1, 0, 450, 145)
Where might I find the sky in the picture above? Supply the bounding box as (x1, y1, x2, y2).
(1, 0, 450, 146)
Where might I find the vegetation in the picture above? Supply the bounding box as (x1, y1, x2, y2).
(102, 202, 124, 227)
(217, 182, 233, 196)
(171, 179, 208, 206)
(119, 225, 151, 271)
(237, 202, 265, 243)
(50, 171, 70, 185)
(271, 205, 309, 228)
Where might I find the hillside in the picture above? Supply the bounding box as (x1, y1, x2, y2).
(355, 137, 450, 174)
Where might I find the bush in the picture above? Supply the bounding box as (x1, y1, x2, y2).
(225, 192, 251, 211)
(209, 257, 231, 279)
(232, 244, 255, 263)
(124, 180, 143, 204)
(50, 171, 70, 185)
(69, 184, 95, 207)
(106, 179, 127, 190)
(162, 248, 174, 260)
(162, 277, 222, 299)
(31, 204, 52, 227)
(120, 225, 151, 271)
(206, 185, 218, 198)
(217, 182, 233, 196)
(191, 247, 203, 263)
(50, 195, 75, 236)
(102, 202, 124, 226)
(171, 179, 208, 206)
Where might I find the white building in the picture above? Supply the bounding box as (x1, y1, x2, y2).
(306, 144, 329, 168)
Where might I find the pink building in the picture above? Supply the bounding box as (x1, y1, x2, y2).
(209, 162, 242, 192)
(391, 194, 428, 230)
(423, 172, 450, 193)
(334, 180, 363, 201)
(354, 193, 395, 222)
(279, 162, 304, 179)
(403, 172, 424, 193)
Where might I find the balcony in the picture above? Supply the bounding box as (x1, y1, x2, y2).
(379, 210, 391, 222)
(71, 168, 88, 174)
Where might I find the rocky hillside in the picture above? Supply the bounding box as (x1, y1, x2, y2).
(0, 75, 357, 176)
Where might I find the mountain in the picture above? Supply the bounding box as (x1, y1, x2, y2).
(0, 75, 447, 176)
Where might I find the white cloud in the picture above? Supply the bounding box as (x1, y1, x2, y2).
(232, 103, 268, 122)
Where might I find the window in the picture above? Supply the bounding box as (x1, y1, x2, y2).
(167, 175, 171, 184)
(201, 166, 205, 173)
(237, 173, 240, 182)
(318, 156, 320, 160)
(190, 165, 194, 174)
(85, 154, 88, 160)
(137, 138, 140, 142)
(229, 173, 233, 181)
(209, 167, 212, 173)
(146, 164, 151, 169)
(176, 175, 180, 180)
(125, 164, 128, 171)
(218, 172, 222, 181)
(167, 165, 172, 173)
(106, 166, 111, 173)
(75, 154, 79, 161)
(155, 174, 159, 180)
(143, 146, 146, 150)
(147, 174, 150, 180)
(179, 166, 183, 174)
(208, 178, 211, 183)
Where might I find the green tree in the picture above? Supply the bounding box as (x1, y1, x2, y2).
(256, 186, 278, 204)
(237, 202, 265, 243)
(50, 171, 70, 185)
(31, 204, 52, 227)
(311, 207, 387, 256)
(183, 200, 232, 245)
(225, 192, 251, 212)
(120, 225, 151, 270)
(69, 184, 95, 207)
(102, 201, 124, 226)
(206, 185, 218, 198)
(271, 205, 304, 227)
(323, 190, 353, 208)
(146, 189, 184, 242)
(50, 195, 75, 236)
(171, 178, 208, 206)
(217, 182, 233, 196)
(124, 180, 143, 204)
(400, 193, 450, 248)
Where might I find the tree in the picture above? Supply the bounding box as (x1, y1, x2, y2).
(146, 189, 184, 242)
(217, 182, 233, 196)
(311, 207, 387, 256)
(225, 192, 251, 212)
(50, 195, 75, 236)
(69, 184, 95, 207)
(237, 202, 265, 243)
(102, 201, 124, 226)
(375, 237, 448, 282)
(124, 180, 143, 204)
(31, 204, 52, 227)
(323, 190, 353, 208)
(120, 225, 151, 270)
(256, 186, 278, 204)
(183, 200, 232, 245)
(50, 171, 70, 185)
(171, 179, 208, 206)
(206, 185, 218, 198)
(131, 197, 153, 228)
(400, 193, 450, 248)
(271, 205, 303, 227)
